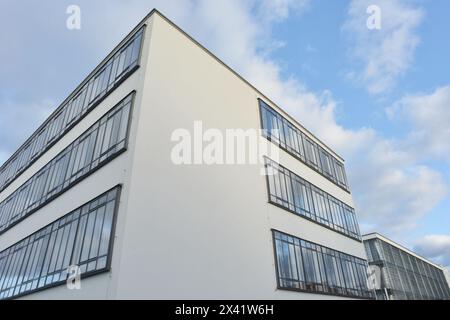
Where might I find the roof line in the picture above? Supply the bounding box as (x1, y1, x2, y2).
(362, 232, 445, 270)
(149, 9, 345, 162)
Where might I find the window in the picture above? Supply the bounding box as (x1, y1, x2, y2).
(333, 160, 348, 189)
(303, 137, 320, 170)
(0, 26, 144, 194)
(0, 186, 120, 300)
(259, 99, 350, 191)
(318, 147, 333, 179)
(322, 248, 346, 295)
(291, 175, 314, 219)
(311, 187, 331, 227)
(273, 230, 374, 299)
(265, 158, 361, 240)
(0, 93, 134, 235)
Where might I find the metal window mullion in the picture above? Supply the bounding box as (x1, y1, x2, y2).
(74, 211, 91, 266)
(317, 247, 329, 291)
(68, 212, 83, 268)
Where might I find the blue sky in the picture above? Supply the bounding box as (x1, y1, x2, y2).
(0, 0, 449, 270)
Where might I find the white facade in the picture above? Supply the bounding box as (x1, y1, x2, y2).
(0, 10, 372, 300)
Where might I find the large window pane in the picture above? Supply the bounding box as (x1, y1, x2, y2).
(364, 237, 450, 300)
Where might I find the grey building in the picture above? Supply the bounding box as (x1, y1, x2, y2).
(363, 233, 450, 300)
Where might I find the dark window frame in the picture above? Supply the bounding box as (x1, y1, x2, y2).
(0, 185, 121, 300)
(272, 229, 374, 299)
(258, 99, 350, 192)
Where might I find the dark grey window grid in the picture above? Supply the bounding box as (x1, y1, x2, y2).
(0, 92, 134, 236)
(0, 186, 121, 300)
(265, 158, 361, 241)
(364, 238, 450, 300)
(0, 26, 145, 194)
(259, 99, 350, 192)
(273, 230, 374, 299)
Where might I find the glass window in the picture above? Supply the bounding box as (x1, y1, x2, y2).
(0, 187, 120, 300)
(0, 27, 144, 194)
(0, 93, 133, 235)
(364, 237, 450, 300)
(318, 148, 331, 176)
(265, 158, 361, 240)
(291, 176, 313, 218)
(259, 100, 349, 191)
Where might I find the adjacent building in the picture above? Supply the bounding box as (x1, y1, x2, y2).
(0, 9, 373, 299)
(363, 233, 450, 300)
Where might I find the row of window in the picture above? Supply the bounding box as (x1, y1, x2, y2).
(364, 238, 450, 300)
(0, 186, 120, 300)
(0, 93, 134, 235)
(259, 100, 349, 191)
(273, 230, 373, 299)
(0, 27, 144, 194)
(265, 158, 361, 240)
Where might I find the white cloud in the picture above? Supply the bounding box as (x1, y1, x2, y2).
(343, 0, 424, 94)
(257, 0, 311, 22)
(414, 235, 450, 271)
(388, 85, 450, 161)
(349, 139, 447, 234)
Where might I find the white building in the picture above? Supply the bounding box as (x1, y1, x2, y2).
(0, 9, 373, 300)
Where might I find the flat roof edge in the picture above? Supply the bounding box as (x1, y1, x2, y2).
(362, 232, 445, 271)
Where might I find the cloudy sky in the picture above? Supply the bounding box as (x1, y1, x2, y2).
(0, 0, 449, 271)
